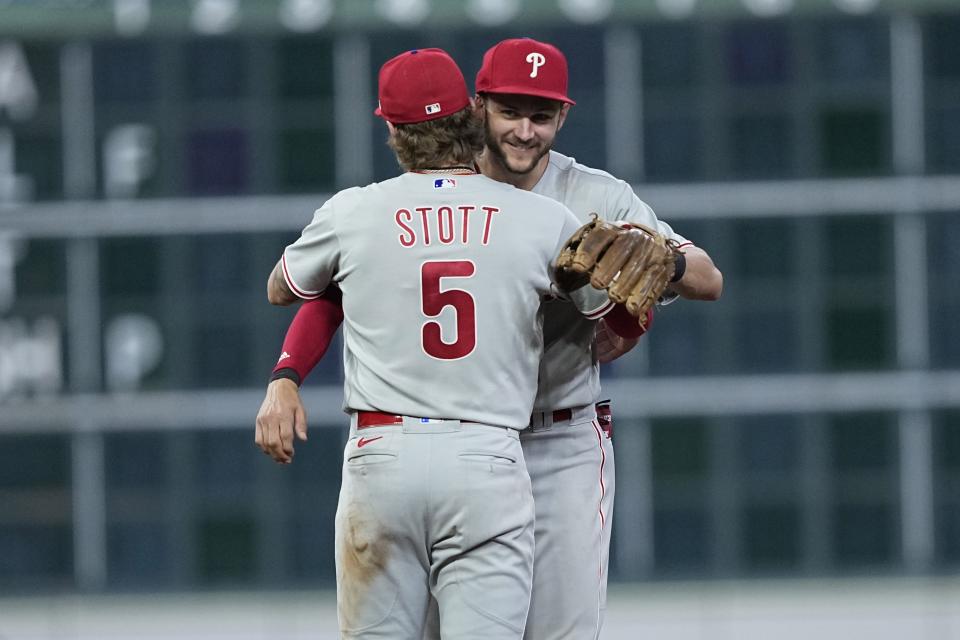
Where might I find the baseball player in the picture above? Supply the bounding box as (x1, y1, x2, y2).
(257, 40, 723, 639)
(473, 38, 722, 639)
(259, 47, 624, 639)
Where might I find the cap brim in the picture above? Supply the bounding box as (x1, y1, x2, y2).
(478, 86, 575, 105)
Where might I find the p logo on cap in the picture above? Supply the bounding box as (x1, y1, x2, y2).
(475, 38, 575, 105)
(526, 52, 546, 78)
(375, 48, 471, 124)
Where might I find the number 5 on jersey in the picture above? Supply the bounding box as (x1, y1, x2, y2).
(421, 260, 476, 360)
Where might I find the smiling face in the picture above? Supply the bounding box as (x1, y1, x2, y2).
(478, 93, 569, 185)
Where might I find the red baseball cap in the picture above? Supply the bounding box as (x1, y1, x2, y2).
(475, 38, 575, 105)
(375, 48, 471, 124)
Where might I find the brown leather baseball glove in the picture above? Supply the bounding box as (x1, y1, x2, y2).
(555, 215, 681, 325)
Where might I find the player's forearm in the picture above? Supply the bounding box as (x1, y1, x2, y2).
(271, 291, 344, 385)
(670, 246, 723, 301)
(267, 260, 299, 306)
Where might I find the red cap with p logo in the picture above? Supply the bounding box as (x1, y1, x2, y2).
(475, 38, 575, 105)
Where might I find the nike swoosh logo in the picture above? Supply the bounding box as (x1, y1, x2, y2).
(357, 436, 384, 448)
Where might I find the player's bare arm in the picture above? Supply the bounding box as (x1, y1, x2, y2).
(670, 245, 723, 301)
(267, 259, 298, 305)
(254, 377, 307, 464)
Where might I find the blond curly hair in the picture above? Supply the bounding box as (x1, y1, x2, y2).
(387, 107, 483, 172)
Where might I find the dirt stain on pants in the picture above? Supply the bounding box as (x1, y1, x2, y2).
(336, 501, 392, 630)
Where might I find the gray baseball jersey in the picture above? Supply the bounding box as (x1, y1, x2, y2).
(521, 151, 688, 640)
(531, 150, 689, 412)
(281, 171, 607, 429)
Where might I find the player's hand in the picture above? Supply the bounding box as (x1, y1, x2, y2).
(595, 319, 639, 364)
(255, 378, 308, 464)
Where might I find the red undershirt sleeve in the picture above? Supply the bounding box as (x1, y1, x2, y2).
(271, 287, 344, 385)
(601, 303, 653, 339)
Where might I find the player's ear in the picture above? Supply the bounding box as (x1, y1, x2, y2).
(473, 94, 485, 120)
(386, 121, 397, 136)
(557, 103, 570, 131)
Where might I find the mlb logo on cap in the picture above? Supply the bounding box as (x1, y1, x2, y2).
(434, 178, 457, 189)
(425, 102, 441, 115)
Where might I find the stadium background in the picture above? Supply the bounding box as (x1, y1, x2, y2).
(0, 0, 959, 637)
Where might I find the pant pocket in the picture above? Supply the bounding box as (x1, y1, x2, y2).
(457, 450, 518, 466)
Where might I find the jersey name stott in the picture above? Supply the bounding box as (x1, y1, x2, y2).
(395, 205, 500, 248)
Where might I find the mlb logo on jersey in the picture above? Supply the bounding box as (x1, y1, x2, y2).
(434, 178, 457, 189)
(425, 102, 441, 115)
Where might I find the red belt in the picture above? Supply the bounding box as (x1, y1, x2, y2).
(529, 408, 574, 423)
(356, 411, 480, 429)
(357, 411, 404, 428)
(357, 408, 596, 429)
(531, 404, 611, 435)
